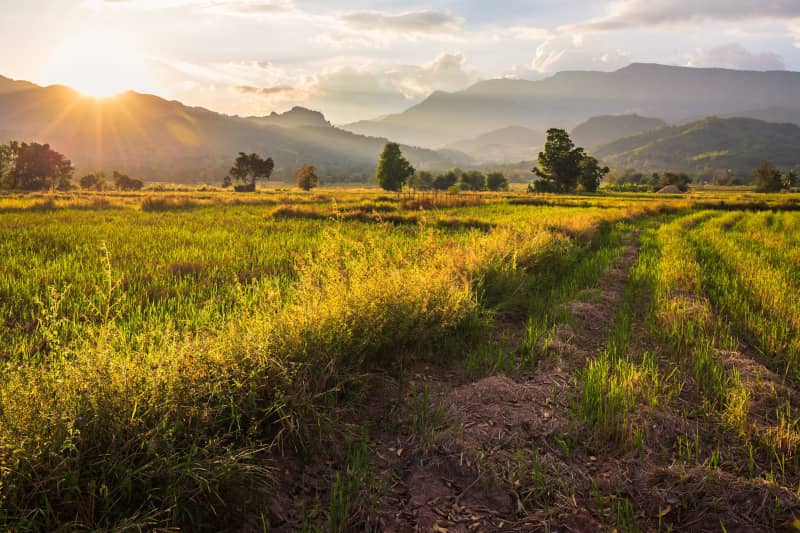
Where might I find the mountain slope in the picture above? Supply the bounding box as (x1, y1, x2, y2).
(570, 114, 667, 149)
(0, 78, 456, 183)
(445, 126, 544, 163)
(343, 63, 800, 147)
(594, 117, 800, 175)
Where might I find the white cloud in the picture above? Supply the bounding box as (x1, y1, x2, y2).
(571, 0, 800, 31)
(688, 43, 785, 70)
(89, 0, 295, 15)
(339, 10, 463, 34)
(531, 36, 631, 73)
(163, 52, 479, 123)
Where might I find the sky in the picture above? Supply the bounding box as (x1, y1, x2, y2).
(2, 0, 800, 124)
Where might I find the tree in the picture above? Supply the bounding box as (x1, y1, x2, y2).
(659, 172, 691, 192)
(222, 175, 232, 188)
(433, 169, 460, 191)
(409, 170, 434, 190)
(783, 170, 798, 190)
(376, 142, 414, 192)
(578, 156, 609, 192)
(79, 172, 107, 191)
(0, 143, 13, 189)
(486, 172, 509, 191)
(753, 161, 783, 193)
(295, 164, 319, 191)
(113, 171, 144, 191)
(4, 142, 73, 191)
(532, 129, 584, 193)
(230, 152, 274, 191)
(459, 170, 486, 191)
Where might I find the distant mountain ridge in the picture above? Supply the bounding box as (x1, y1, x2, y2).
(0, 78, 458, 183)
(594, 116, 800, 176)
(445, 126, 545, 163)
(570, 114, 667, 149)
(343, 63, 800, 147)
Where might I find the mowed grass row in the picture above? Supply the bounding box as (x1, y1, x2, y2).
(0, 197, 668, 529)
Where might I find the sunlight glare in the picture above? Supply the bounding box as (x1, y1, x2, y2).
(45, 31, 156, 98)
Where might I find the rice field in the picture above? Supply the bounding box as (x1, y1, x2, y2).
(0, 189, 798, 531)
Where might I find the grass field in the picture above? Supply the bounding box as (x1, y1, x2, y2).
(1, 189, 799, 531)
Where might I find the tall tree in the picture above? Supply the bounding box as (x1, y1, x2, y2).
(4, 142, 73, 191)
(532, 129, 584, 193)
(295, 164, 319, 191)
(376, 142, 414, 192)
(230, 152, 274, 190)
(754, 161, 784, 193)
(578, 156, 609, 192)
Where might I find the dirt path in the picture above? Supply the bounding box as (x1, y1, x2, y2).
(364, 232, 643, 532)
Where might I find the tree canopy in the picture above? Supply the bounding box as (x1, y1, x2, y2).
(0, 142, 73, 191)
(578, 156, 609, 193)
(486, 172, 509, 192)
(295, 164, 319, 191)
(230, 152, 274, 188)
(532, 129, 586, 193)
(754, 161, 785, 193)
(376, 142, 415, 192)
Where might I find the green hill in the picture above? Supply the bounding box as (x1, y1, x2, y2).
(595, 117, 800, 177)
(571, 114, 667, 149)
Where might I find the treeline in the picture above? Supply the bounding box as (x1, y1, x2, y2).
(0, 141, 144, 192)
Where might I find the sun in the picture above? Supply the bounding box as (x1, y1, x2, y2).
(45, 31, 155, 98)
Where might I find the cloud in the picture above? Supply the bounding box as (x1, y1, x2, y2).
(94, 0, 294, 14)
(340, 10, 463, 34)
(166, 52, 478, 123)
(687, 43, 785, 70)
(530, 36, 631, 73)
(572, 0, 800, 31)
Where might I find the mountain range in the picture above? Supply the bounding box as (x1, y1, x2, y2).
(595, 117, 800, 177)
(3, 62, 800, 183)
(344, 63, 800, 148)
(0, 76, 457, 183)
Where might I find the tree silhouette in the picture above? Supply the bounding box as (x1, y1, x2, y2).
(295, 164, 319, 191)
(754, 161, 784, 193)
(578, 156, 609, 192)
(230, 152, 274, 191)
(532, 129, 584, 193)
(486, 172, 509, 191)
(1, 142, 73, 191)
(376, 143, 414, 192)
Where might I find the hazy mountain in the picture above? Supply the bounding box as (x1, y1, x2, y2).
(343, 63, 800, 148)
(0, 78, 456, 183)
(445, 126, 544, 163)
(570, 114, 667, 149)
(594, 117, 800, 176)
(721, 107, 800, 126)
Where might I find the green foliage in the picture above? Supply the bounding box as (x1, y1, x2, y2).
(486, 172, 509, 192)
(459, 170, 486, 191)
(409, 170, 434, 190)
(375, 142, 414, 191)
(533, 129, 585, 193)
(0, 141, 73, 191)
(79, 172, 107, 191)
(113, 171, 143, 191)
(658, 171, 692, 192)
(578, 156, 609, 192)
(432, 169, 459, 190)
(295, 164, 319, 191)
(754, 161, 786, 193)
(230, 152, 274, 187)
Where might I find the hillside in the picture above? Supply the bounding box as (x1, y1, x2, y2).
(445, 126, 544, 163)
(570, 114, 667, 148)
(0, 79, 456, 183)
(343, 63, 800, 147)
(594, 117, 800, 176)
